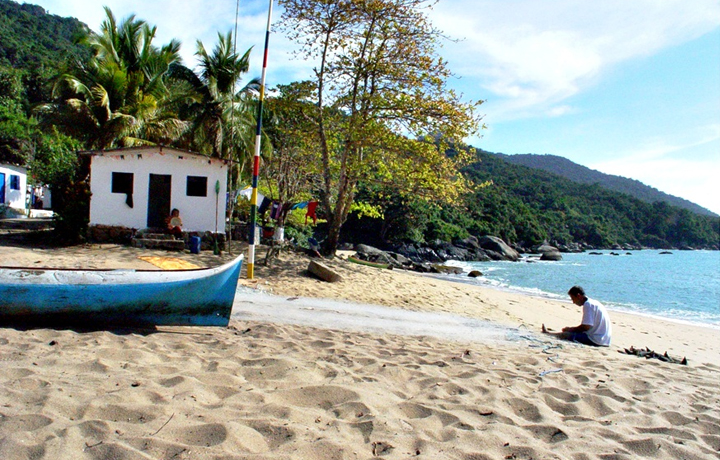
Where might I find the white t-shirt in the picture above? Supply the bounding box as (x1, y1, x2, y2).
(581, 298, 612, 346)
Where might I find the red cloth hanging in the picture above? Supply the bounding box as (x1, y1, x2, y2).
(305, 200, 318, 225)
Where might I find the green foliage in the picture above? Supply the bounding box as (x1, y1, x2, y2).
(30, 130, 82, 185)
(278, 0, 482, 254)
(501, 153, 717, 217)
(282, 223, 313, 247)
(2, 2, 715, 251)
(349, 201, 383, 219)
(40, 7, 183, 150)
(0, 66, 24, 103)
(458, 149, 719, 249)
(168, 32, 259, 161)
(342, 147, 719, 250)
(0, 98, 36, 165)
(0, 0, 90, 71)
(261, 82, 321, 215)
(31, 131, 89, 242)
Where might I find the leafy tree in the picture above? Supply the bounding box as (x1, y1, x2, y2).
(168, 31, 260, 161)
(0, 102, 36, 165)
(0, 66, 36, 165)
(38, 7, 183, 149)
(278, 0, 482, 254)
(30, 130, 88, 242)
(261, 82, 321, 225)
(0, 0, 90, 71)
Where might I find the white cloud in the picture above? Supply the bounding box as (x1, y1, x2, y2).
(589, 125, 720, 213)
(430, 0, 720, 120)
(546, 105, 576, 117)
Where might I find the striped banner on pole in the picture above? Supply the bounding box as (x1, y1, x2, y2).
(247, 0, 274, 279)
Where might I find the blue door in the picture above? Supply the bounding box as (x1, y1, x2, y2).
(0, 172, 5, 204)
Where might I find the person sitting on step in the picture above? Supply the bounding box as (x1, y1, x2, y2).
(166, 208, 183, 238)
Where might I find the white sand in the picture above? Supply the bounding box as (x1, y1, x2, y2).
(1, 242, 719, 459)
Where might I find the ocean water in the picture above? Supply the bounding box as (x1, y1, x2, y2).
(444, 250, 720, 328)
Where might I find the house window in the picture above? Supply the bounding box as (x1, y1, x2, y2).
(186, 176, 208, 197)
(111, 172, 134, 194)
(9, 175, 20, 190)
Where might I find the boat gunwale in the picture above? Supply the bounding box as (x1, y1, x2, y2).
(0, 254, 244, 274)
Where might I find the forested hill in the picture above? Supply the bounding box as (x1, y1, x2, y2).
(495, 152, 717, 217)
(0, 0, 90, 71)
(457, 149, 719, 249)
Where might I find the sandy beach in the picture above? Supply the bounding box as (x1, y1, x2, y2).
(1, 242, 719, 459)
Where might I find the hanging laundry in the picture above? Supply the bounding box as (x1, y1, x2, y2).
(279, 202, 293, 221)
(269, 201, 282, 220)
(238, 187, 264, 203)
(290, 201, 308, 210)
(238, 187, 269, 212)
(258, 196, 271, 215)
(305, 200, 319, 225)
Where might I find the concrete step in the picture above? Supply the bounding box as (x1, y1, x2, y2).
(131, 238, 186, 251)
(0, 218, 54, 230)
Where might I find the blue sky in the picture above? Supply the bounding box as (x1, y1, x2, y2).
(27, 0, 720, 214)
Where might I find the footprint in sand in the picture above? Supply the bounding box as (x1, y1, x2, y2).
(0, 414, 52, 433)
(170, 423, 227, 447)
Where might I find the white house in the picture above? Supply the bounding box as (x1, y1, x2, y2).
(86, 146, 228, 233)
(0, 163, 28, 212)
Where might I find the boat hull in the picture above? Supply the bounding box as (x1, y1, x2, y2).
(0, 255, 243, 328)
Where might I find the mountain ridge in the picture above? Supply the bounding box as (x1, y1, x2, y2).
(493, 152, 717, 217)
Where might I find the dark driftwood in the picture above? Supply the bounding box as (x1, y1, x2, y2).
(308, 260, 343, 283)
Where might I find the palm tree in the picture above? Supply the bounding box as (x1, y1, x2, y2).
(168, 31, 260, 164)
(39, 7, 184, 149)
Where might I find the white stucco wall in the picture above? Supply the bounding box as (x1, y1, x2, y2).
(88, 148, 227, 233)
(0, 164, 27, 210)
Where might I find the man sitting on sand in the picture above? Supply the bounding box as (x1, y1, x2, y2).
(542, 285, 612, 347)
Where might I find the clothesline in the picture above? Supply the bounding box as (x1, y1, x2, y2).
(234, 187, 318, 224)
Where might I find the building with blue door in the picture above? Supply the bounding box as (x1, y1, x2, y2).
(85, 146, 229, 234)
(0, 164, 28, 214)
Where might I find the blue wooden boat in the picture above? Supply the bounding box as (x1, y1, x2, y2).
(0, 255, 243, 328)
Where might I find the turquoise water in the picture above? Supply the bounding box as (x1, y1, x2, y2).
(445, 250, 720, 327)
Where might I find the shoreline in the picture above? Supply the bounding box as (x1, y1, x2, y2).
(440, 250, 720, 329)
(425, 270, 720, 332)
(1, 241, 717, 364)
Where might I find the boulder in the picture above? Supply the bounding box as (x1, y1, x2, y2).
(540, 251, 562, 261)
(308, 260, 343, 282)
(536, 243, 558, 253)
(537, 243, 562, 261)
(477, 236, 520, 261)
(453, 236, 481, 250)
(468, 270, 483, 278)
(386, 251, 413, 266)
(431, 265, 464, 275)
(355, 244, 385, 256)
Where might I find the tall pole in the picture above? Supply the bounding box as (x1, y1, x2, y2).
(247, 0, 274, 279)
(227, 0, 241, 244)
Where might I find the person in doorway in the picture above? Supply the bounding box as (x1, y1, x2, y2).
(542, 285, 612, 347)
(166, 208, 183, 238)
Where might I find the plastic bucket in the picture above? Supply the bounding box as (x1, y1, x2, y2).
(273, 226, 285, 242)
(189, 236, 201, 254)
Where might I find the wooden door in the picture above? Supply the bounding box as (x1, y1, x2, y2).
(147, 174, 171, 228)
